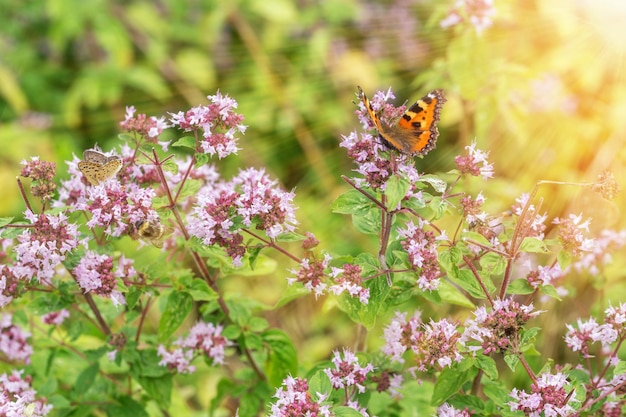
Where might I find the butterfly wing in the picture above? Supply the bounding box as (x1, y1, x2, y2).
(396, 89, 446, 155)
(78, 159, 122, 185)
(83, 149, 109, 164)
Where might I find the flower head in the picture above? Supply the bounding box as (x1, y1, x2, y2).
(268, 376, 331, 417)
(462, 298, 540, 355)
(454, 141, 494, 180)
(169, 91, 246, 159)
(509, 372, 576, 416)
(0, 314, 33, 363)
(20, 157, 57, 202)
(397, 220, 441, 291)
(323, 349, 374, 394)
(0, 370, 52, 417)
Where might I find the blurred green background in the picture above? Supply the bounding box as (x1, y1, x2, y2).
(2, 0, 626, 412)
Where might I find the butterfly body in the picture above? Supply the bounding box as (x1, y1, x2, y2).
(357, 86, 446, 155)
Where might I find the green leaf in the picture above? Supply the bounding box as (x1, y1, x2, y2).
(431, 366, 469, 406)
(614, 359, 626, 375)
(331, 189, 376, 215)
(72, 363, 99, 397)
(275, 232, 305, 242)
(158, 291, 193, 341)
(420, 174, 447, 193)
(507, 278, 534, 295)
(479, 252, 506, 276)
(334, 407, 364, 416)
(175, 178, 203, 200)
(475, 355, 498, 380)
(186, 278, 218, 301)
(308, 370, 332, 395)
(248, 317, 269, 332)
(439, 246, 462, 271)
(461, 231, 492, 247)
(448, 268, 493, 299)
(136, 375, 172, 409)
(540, 284, 561, 300)
(519, 237, 549, 253)
(352, 208, 381, 235)
(171, 136, 196, 149)
(384, 174, 410, 211)
(104, 396, 149, 417)
(557, 250, 572, 270)
(503, 353, 519, 372)
(263, 329, 298, 386)
(0, 217, 14, 227)
(338, 275, 391, 329)
(437, 280, 475, 308)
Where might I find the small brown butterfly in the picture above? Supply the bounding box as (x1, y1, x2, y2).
(78, 147, 122, 185)
(135, 218, 169, 248)
(357, 86, 446, 155)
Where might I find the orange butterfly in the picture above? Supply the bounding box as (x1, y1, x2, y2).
(357, 86, 446, 155)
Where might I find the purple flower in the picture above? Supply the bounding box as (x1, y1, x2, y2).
(73, 251, 130, 307)
(565, 317, 617, 358)
(382, 312, 462, 372)
(508, 372, 576, 416)
(158, 320, 232, 373)
(79, 180, 158, 238)
(323, 349, 374, 394)
(268, 376, 331, 417)
(157, 346, 195, 374)
(13, 211, 80, 283)
(169, 91, 246, 159)
(397, 220, 441, 291)
(0, 314, 33, 364)
(329, 264, 370, 304)
(553, 213, 595, 256)
(41, 309, 70, 326)
(462, 298, 540, 355)
(0, 370, 52, 417)
(454, 141, 494, 180)
(440, 0, 496, 35)
(119, 105, 170, 146)
(382, 311, 422, 363)
(287, 254, 331, 298)
(188, 167, 297, 265)
(435, 403, 472, 417)
(20, 157, 57, 202)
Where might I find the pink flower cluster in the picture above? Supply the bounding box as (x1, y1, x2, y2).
(268, 376, 331, 417)
(169, 91, 246, 158)
(553, 213, 595, 256)
(0, 314, 33, 363)
(11, 211, 80, 285)
(41, 309, 70, 326)
(462, 298, 540, 355)
(440, 0, 496, 35)
(397, 220, 441, 291)
(382, 312, 462, 372)
(158, 321, 231, 373)
(323, 349, 374, 394)
(564, 302, 626, 358)
(20, 157, 57, 202)
(0, 370, 52, 417)
(73, 252, 135, 307)
(328, 264, 370, 304)
(80, 181, 158, 238)
(188, 167, 297, 266)
(508, 372, 576, 416)
(454, 141, 494, 180)
(120, 105, 169, 142)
